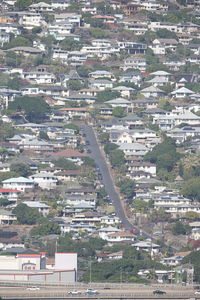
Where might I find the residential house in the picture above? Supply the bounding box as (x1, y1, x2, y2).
(119, 71, 142, 86)
(140, 86, 166, 98)
(51, 0, 70, 10)
(150, 39, 178, 55)
(167, 126, 200, 144)
(88, 70, 115, 81)
(118, 143, 148, 157)
(0, 188, 22, 202)
(89, 79, 113, 90)
(0, 209, 17, 225)
(122, 55, 146, 71)
(171, 87, 195, 98)
(29, 2, 54, 12)
(50, 148, 87, 165)
(106, 231, 136, 245)
(54, 170, 81, 182)
(2, 177, 35, 192)
(23, 201, 50, 216)
(22, 71, 56, 85)
(133, 239, 160, 255)
(59, 107, 89, 119)
(0, 30, 10, 46)
(99, 226, 121, 240)
(29, 173, 58, 190)
(112, 86, 135, 98)
(105, 98, 131, 108)
(18, 12, 45, 29)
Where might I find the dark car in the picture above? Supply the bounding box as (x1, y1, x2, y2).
(153, 290, 166, 295)
(86, 140, 90, 145)
(87, 149, 92, 153)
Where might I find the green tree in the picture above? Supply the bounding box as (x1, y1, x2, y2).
(82, 157, 95, 167)
(3, 36, 32, 50)
(112, 107, 127, 118)
(13, 203, 42, 225)
(98, 132, 109, 144)
(8, 96, 50, 123)
(54, 158, 77, 170)
(10, 163, 32, 177)
(172, 222, 191, 235)
(97, 90, 120, 102)
(144, 137, 182, 172)
(67, 80, 83, 91)
(15, 0, 32, 10)
(181, 177, 200, 201)
(157, 29, 178, 40)
(0, 198, 10, 207)
(64, 123, 79, 133)
(31, 221, 61, 236)
(0, 121, 14, 141)
(132, 199, 149, 212)
(60, 38, 81, 51)
(117, 179, 136, 202)
(104, 143, 118, 155)
(77, 66, 91, 77)
(110, 149, 125, 168)
(39, 131, 49, 141)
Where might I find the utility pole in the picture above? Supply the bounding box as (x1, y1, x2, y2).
(89, 258, 92, 285)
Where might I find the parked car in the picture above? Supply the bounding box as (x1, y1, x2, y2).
(195, 291, 200, 295)
(68, 290, 82, 295)
(86, 288, 99, 295)
(153, 290, 166, 295)
(87, 149, 92, 153)
(26, 286, 40, 291)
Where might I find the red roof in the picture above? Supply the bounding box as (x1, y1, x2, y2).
(0, 188, 22, 193)
(52, 149, 87, 158)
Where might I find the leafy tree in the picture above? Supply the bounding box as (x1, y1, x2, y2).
(60, 38, 81, 51)
(39, 131, 49, 141)
(82, 157, 95, 167)
(185, 211, 200, 220)
(172, 222, 191, 235)
(15, 0, 32, 10)
(158, 99, 173, 111)
(3, 36, 32, 50)
(110, 149, 125, 168)
(10, 163, 32, 177)
(183, 250, 200, 282)
(181, 177, 200, 201)
(31, 221, 61, 236)
(0, 121, 15, 141)
(104, 143, 118, 155)
(112, 107, 127, 118)
(8, 96, 50, 123)
(144, 137, 182, 172)
(132, 199, 149, 212)
(32, 26, 42, 34)
(157, 29, 178, 40)
(97, 90, 120, 102)
(0, 198, 10, 207)
(77, 66, 91, 77)
(67, 80, 83, 91)
(54, 158, 77, 170)
(117, 179, 136, 202)
(64, 123, 79, 133)
(98, 132, 109, 144)
(13, 203, 42, 225)
(89, 27, 108, 38)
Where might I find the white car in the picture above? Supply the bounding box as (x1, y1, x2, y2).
(68, 290, 82, 295)
(195, 291, 200, 295)
(26, 286, 40, 291)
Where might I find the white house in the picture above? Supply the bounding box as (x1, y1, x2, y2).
(29, 173, 58, 190)
(171, 87, 195, 98)
(118, 143, 148, 156)
(99, 226, 121, 240)
(0, 188, 22, 202)
(23, 201, 50, 216)
(2, 177, 35, 192)
(0, 209, 17, 225)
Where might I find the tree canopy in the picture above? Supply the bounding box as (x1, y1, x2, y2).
(8, 96, 50, 123)
(13, 203, 43, 225)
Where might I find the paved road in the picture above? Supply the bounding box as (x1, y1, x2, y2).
(82, 125, 147, 234)
(0, 284, 197, 299)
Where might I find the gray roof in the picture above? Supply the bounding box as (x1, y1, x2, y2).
(2, 177, 34, 183)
